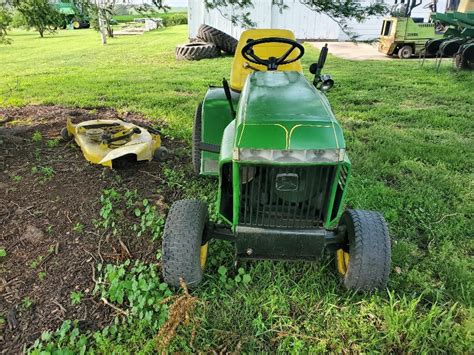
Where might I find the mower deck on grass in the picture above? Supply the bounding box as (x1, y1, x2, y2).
(162, 29, 391, 292)
(61, 118, 168, 168)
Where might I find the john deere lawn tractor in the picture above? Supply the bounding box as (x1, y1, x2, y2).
(162, 29, 391, 291)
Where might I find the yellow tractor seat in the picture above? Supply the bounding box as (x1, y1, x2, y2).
(230, 29, 303, 92)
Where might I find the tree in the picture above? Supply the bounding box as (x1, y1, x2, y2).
(203, 0, 388, 39)
(13, 0, 62, 38)
(0, 2, 12, 44)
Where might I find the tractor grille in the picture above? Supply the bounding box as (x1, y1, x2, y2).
(239, 165, 336, 228)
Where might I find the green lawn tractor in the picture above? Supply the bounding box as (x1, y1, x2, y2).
(162, 29, 391, 292)
(379, 0, 444, 59)
(53, 0, 90, 29)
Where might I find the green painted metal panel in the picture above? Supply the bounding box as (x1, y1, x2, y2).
(200, 87, 238, 175)
(235, 71, 345, 151)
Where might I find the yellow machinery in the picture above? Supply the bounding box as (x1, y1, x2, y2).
(61, 119, 168, 167)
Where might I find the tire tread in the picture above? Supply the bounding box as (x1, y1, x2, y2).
(162, 199, 208, 288)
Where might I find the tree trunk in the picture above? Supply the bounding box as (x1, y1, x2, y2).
(98, 8, 107, 45)
(106, 23, 113, 38)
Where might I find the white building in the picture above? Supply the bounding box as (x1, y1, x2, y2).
(188, 0, 447, 41)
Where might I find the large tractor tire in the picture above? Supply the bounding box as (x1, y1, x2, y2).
(336, 209, 391, 291)
(162, 199, 209, 289)
(175, 42, 221, 61)
(197, 24, 238, 55)
(398, 45, 413, 59)
(192, 102, 203, 174)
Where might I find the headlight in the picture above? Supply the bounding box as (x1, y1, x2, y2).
(319, 74, 334, 91)
(234, 148, 345, 163)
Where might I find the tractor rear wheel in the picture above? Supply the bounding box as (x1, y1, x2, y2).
(162, 199, 208, 289)
(398, 45, 413, 59)
(196, 24, 238, 55)
(71, 18, 82, 29)
(175, 42, 221, 61)
(192, 102, 203, 174)
(336, 209, 391, 291)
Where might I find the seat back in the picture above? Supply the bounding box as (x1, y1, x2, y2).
(230, 29, 303, 91)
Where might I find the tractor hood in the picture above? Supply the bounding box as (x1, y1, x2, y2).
(234, 71, 345, 163)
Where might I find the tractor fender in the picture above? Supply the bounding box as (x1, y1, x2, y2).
(200, 87, 240, 175)
(219, 119, 236, 164)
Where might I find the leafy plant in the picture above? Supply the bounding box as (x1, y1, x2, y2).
(31, 130, 42, 142)
(97, 188, 121, 234)
(94, 260, 171, 331)
(71, 291, 83, 305)
(218, 266, 252, 289)
(132, 198, 164, 240)
(40, 166, 54, 179)
(22, 297, 33, 309)
(38, 271, 46, 281)
(46, 138, 60, 148)
(12, 0, 62, 38)
(0, 248, 6, 258)
(73, 223, 84, 233)
(30, 255, 43, 269)
(11, 175, 22, 182)
(29, 320, 88, 354)
(0, 3, 12, 45)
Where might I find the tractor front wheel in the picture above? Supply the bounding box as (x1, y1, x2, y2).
(336, 209, 391, 291)
(398, 45, 413, 59)
(162, 199, 208, 289)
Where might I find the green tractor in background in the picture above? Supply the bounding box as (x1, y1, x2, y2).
(424, 0, 474, 69)
(379, 0, 444, 59)
(161, 29, 392, 292)
(53, 0, 89, 29)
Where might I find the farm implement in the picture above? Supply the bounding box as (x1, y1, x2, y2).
(61, 119, 168, 168)
(423, 0, 474, 70)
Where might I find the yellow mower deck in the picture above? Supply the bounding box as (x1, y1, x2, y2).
(64, 118, 163, 167)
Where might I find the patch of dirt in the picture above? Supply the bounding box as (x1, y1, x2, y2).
(0, 105, 190, 354)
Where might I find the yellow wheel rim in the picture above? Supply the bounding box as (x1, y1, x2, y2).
(336, 249, 350, 276)
(73, 21, 80, 29)
(200, 243, 208, 270)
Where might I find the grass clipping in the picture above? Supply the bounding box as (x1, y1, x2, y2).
(156, 279, 197, 352)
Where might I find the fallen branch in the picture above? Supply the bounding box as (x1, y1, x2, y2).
(101, 297, 129, 317)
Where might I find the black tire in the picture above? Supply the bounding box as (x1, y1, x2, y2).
(60, 127, 72, 141)
(336, 209, 391, 291)
(192, 102, 203, 174)
(196, 24, 238, 55)
(453, 52, 474, 70)
(153, 146, 169, 161)
(162, 199, 208, 288)
(175, 42, 221, 61)
(398, 45, 413, 59)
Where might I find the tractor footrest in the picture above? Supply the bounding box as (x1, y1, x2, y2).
(235, 226, 339, 261)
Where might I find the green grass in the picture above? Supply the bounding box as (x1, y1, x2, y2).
(113, 11, 187, 23)
(1, 26, 473, 353)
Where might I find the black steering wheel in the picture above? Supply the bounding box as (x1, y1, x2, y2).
(241, 37, 305, 71)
